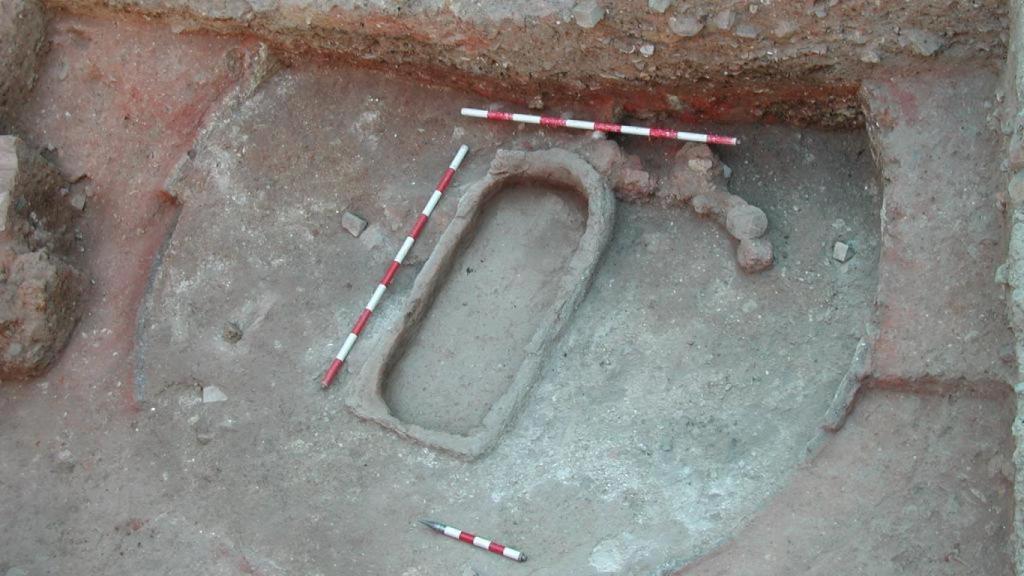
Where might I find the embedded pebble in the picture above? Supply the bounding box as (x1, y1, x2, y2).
(860, 46, 881, 64)
(196, 429, 215, 445)
(726, 205, 768, 239)
(222, 321, 243, 343)
(54, 449, 76, 473)
(711, 9, 735, 30)
(902, 28, 944, 57)
(342, 211, 368, 237)
(691, 194, 715, 215)
(1008, 172, 1024, 204)
(202, 385, 228, 403)
(648, 0, 672, 13)
(773, 20, 798, 38)
(573, 0, 605, 28)
(833, 241, 853, 262)
(69, 192, 86, 211)
(737, 238, 773, 272)
(734, 24, 760, 39)
(669, 15, 703, 37)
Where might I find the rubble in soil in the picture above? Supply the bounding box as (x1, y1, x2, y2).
(576, 137, 774, 272)
(43, 0, 1008, 126)
(0, 136, 82, 379)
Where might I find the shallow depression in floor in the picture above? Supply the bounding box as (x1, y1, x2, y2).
(382, 183, 587, 436)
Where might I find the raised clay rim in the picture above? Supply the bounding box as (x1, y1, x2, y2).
(345, 148, 616, 459)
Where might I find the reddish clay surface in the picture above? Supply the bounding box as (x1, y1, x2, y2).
(11, 14, 258, 410)
(861, 67, 1014, 391)
(677, 389, 1014, 576)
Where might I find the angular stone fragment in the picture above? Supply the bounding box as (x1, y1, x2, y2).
(202, 385, 228, 403)
(734, 24, 760, 39)
(832, 240, 852, 262)
(900, 28, 944, 57)
(711, 9, 735, 31)
(647, 0, 672, 13)
(772, 20, 798, 38)
(342, 210, 367, 237)
(69, 192, 86, 211)
(572, 0, 605, 29)
(726, 204, 768, 240)
(669, 15, 703, 37)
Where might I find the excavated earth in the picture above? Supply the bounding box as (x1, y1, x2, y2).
(0, 4, 1021, 576)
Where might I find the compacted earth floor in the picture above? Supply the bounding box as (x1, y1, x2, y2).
(0, 13, 1013, 576)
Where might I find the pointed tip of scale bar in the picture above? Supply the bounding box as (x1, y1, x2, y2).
(419, 519, 444, 531)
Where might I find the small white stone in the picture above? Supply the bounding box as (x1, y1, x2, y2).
(202, 385, 228, 403)
(639, 43, 655, 57)
(832, 241, 852, 263)
(342, 211, 368, 237)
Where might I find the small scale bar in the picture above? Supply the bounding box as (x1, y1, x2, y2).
(420, 519, 527, 562)
(461, 107, 739, 146)
(321, 144, 470, 389)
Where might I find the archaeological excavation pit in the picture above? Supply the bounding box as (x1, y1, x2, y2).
(0, 1, 1022, 575)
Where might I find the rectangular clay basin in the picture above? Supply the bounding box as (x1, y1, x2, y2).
(384, 183, 584, 433)
(346, 148, 615, 459)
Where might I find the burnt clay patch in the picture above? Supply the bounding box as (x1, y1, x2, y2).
(346, 148, 615, 459)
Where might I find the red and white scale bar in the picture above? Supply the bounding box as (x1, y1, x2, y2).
(461, 107, 739, 146)
(321, 144, 470, 389)
(420, 519, 527, 562)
